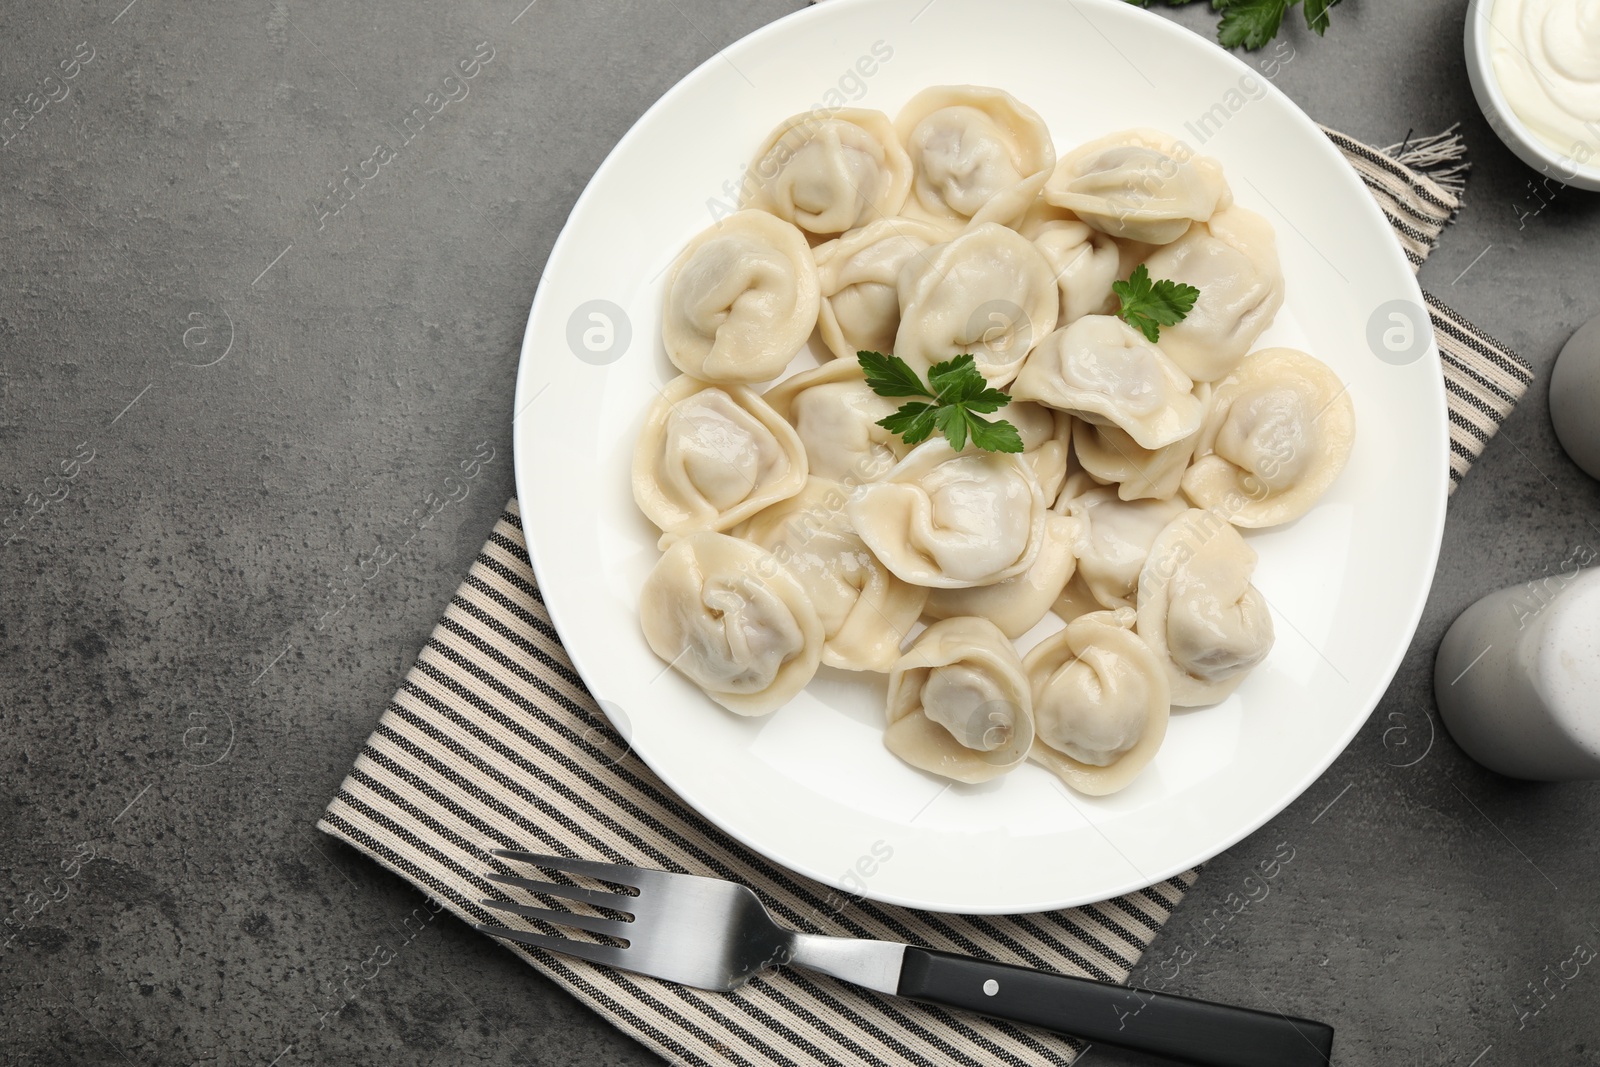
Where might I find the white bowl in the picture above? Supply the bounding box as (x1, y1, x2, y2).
(1464, 0, 1600, 191)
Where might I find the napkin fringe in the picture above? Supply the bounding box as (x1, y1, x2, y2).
(1381, 124, 1470, 199)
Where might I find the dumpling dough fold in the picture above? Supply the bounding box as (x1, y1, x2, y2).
(762, 360, 908, 484)
(884, 616, 1035, 783)
(893, 222, 1059, 387)
(813, 217, 952, 361)
(1044, 129, 1231, 245)
(1054, 479, 1188, 615)
(662, 210, 821, 384)
(738, 478, 927, 672)
(895, 85, 1056, 229)
(1009, 400, 1074, 506)
(1024, 607, 1170, 795)
(1136, 508, 1275, 706)
(1021, 213, 1123, 326)
(633, 374, 807, 542)
(1011, 315, 1204, 449)
(925, 511, 1081, 638)
(848, 440, 1047, 589)
(742, 109, 913, 237)
(1136, 206, 1284, 383)
(1072, 383, 1211, 501)
(639, 532, 823, 716)
(1181, 348, 1356, 528)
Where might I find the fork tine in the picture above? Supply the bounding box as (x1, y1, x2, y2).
(483, 871, 634, 912)
(474, 923, 630, 969)
(480, 898, 632, 939)
(490, 849, 648, 888)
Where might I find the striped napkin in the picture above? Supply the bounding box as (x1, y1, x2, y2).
(318, 131, 1531, 1067)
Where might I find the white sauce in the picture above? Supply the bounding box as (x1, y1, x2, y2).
(1489, 0, 1600, 160)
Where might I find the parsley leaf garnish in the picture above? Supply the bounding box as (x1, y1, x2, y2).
(1124, 0, 1341, 50)
(928, 357, 1013, 413)
(1216, 0, 1290, 50)
(856, 352, 1023, 454)
(1301, 0, 1339, 35)
(858, 349, 933, 399)
(1112, 265, 1201, 343)
(879, 401, 939, 445)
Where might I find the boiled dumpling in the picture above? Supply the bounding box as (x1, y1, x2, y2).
(1024, 607, 1170, 795)
(1022, 216, 1122, 326)
(1136, 508, 1275, 706)
(1010, 400, 1073, 505)
(924, 511, 1082, 638)
(1052, 573, 1105, 624)
(894, 222, 1059, 387)
(1010, 315, 1205, 449)
(813, 217, 953, 361)
(1055, 480, 1188, 614)
(1137, 207, 1284, 382)
(742, 109, 913, 237)
(662, 210, 821, 384)
(1072, 383, 1212, 501)
(632, 375, 807, 540)
(848, 440, 1046, 589)
(884, 616, 1034, 783)
(639, 532, 823, 715)
(895, 85, 1056, 228)
(1045, 129, 1231, 245)
(1182, 348, 1356, 528)
(1021, 196, 1159, 281)
(762, 360, 909, 483)
(738, 479, 927, 672)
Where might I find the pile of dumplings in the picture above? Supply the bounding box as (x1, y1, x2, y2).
(632, 85, 1356, 797)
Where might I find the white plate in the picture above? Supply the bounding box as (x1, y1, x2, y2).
(512, 0, 1446, 914)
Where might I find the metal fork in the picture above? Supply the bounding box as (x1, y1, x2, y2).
(475, 849, 1334, 1067)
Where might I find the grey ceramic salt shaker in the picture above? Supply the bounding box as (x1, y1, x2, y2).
(1434, 565, 1600, 780)
(1550, 314, 1600, 480)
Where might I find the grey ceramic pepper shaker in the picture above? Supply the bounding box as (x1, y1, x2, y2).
(1434, 562, 1600, 780)
(1550, 314, 1600, 480)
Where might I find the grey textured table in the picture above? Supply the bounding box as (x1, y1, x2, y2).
(3, 1, 1598, 1064)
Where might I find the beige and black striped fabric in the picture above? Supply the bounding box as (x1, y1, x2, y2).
(320, 500, 1196, 1067)
(1425, 294, 1535, 489)
(319, 133, 1531, 1067)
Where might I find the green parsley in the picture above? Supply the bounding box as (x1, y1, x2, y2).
(857, 351, 1024, 454)
(1125, 0, 1342, 51)
(1112, 265, 1200, 344)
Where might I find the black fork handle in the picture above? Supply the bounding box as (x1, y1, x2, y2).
(897, 948, 1333, 1067)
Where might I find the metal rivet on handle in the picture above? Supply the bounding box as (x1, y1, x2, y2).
(982, 979, 999, 996)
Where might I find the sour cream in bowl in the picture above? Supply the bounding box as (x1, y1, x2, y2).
(1466, 0, 1600, 191)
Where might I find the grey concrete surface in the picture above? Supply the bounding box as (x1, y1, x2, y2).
(2, 0, 1597, 1064)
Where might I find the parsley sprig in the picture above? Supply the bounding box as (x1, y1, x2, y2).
(857, 351, 1024, 454)
(1112, 265, 1201, 343)
(1126, 0, 1342, 51)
